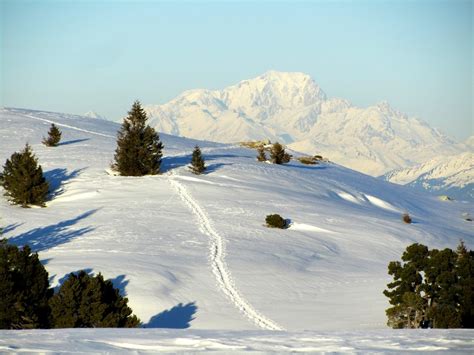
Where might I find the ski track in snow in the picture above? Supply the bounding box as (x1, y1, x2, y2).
(18, 112, 116, 138)
(168, 170, 284, 331)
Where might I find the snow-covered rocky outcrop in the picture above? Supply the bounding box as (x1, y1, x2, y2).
(145, 71, 464, 176)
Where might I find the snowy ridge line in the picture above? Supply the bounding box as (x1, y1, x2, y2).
(16, 112, 116, 138)
(168, 171, 284, 331)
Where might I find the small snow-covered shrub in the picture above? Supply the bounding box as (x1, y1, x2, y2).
(265, 214, 287, 229)
(402, 213, 412, 224)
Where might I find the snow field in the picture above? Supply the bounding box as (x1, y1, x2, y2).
(0, 108, 473, 348)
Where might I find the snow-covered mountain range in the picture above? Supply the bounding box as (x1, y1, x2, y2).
(383, 152, 474, 201)
(1, 107, 473, 351)
(145, 71, 467, 177)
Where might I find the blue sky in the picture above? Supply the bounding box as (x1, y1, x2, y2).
(1, 0, 472, 140)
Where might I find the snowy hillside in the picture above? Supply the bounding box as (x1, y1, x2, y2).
(1, 107, 473, 351)
(383, 152, 474, 201)
(145, 71, 464, 176)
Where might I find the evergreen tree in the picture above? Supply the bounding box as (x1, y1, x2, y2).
(383, 243, 429, 328)
(113, 101, 164, 176)
(190, 145, 206, 175)
(256, 145, 267, 162)
(455, 241, 474, 328)
(1, 144, 49, 207)
(50, 271, 140, 328)
(424, 247, 460, 328)
(42, 124, 62, 147)
(270, 142, 291, 164)
(384, 242, 474, 329)
(0, 239, 52, 329)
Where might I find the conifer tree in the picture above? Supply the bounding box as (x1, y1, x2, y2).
(42, 124, 62, 147)
(0, 239, 52, 329)
(50, 271, 140, 328)
(384, 242, 474, 329)
(257, 145, 267, 162)
(383, 243, 428, 328)
(455, 241, 474, 328)
(1, 144, 49, 207)
(113, 101, 163, 176)
(190, 145, 206, 175)
(270, 142, 291, 164)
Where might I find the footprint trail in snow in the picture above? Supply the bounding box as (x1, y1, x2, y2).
(168, 171, 284, 331)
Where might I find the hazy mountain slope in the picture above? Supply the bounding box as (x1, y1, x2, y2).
(383, 152, 474, 201)
(145, 71, 462, 176)
(1, 107, 472, 334)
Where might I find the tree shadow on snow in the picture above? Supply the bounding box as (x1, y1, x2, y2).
(110, 274, 129, 296)
(7, 209, 97, 252)
(144, 302, 198, 329)
(45, 167, 85, 199)
(1, 222, 24, 235)
(205, 163, 232, 173)
(58, 138, 90, 146)
(161, 154, 192, 173)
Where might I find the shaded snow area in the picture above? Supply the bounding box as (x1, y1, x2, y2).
(1, 329, 474, 353)
(1, 107, 473, 352)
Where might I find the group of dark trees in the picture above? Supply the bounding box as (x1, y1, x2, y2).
(113, 100, 205, 176)
(384, 241, 474, 328)
(0, 101, 208, 208)
(0, 238, 139, 329)
(256, 142, 291, 164)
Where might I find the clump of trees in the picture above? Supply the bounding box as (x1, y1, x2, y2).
(113, 101, 164, 176)
(0, 239, 52, 329)
(270, 142, 291, 164)
(265, 214, 287, 229)
(190, 145, 206, 175)
(384, 241, 474, 328)
(42, 124, 62, 147)
(50, 271, 140, 328)
(0, 239, 140, 329)
(0, 144, 49, 207)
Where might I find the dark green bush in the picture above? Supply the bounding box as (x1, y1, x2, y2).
(50, 270, 140, 328)
(265, 214, 287, 229)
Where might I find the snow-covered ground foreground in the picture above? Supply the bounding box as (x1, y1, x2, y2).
(1, 107, 473, 352)
(1, 329, 474, 353)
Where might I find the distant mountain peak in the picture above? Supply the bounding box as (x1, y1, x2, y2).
(84, 111, 107, 120)
(145, 71, 465, 176)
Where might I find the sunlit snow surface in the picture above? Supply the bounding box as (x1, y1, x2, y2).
(0, 108, 473, 352)
(1, 329, 474, 353)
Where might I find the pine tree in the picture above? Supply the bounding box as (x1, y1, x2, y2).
(384, 242, 474, 329)
(190, 145, 206, 175)
(270, 142, 291, 164)
(42, 124, 62, 147)
(1, 144, 49, 207)
(50, 271, 140, 328)
(0, 239, 52, 329)
(113, 101, 164, 176)
(383, 243, 429, 328)
(256, 145, 267, 162)
(455, 241, 474, 328)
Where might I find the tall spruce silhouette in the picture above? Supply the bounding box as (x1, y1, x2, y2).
(42, 124, 62, 147)
(190, 145, 206, 174)
(113, 101, 163, 176)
